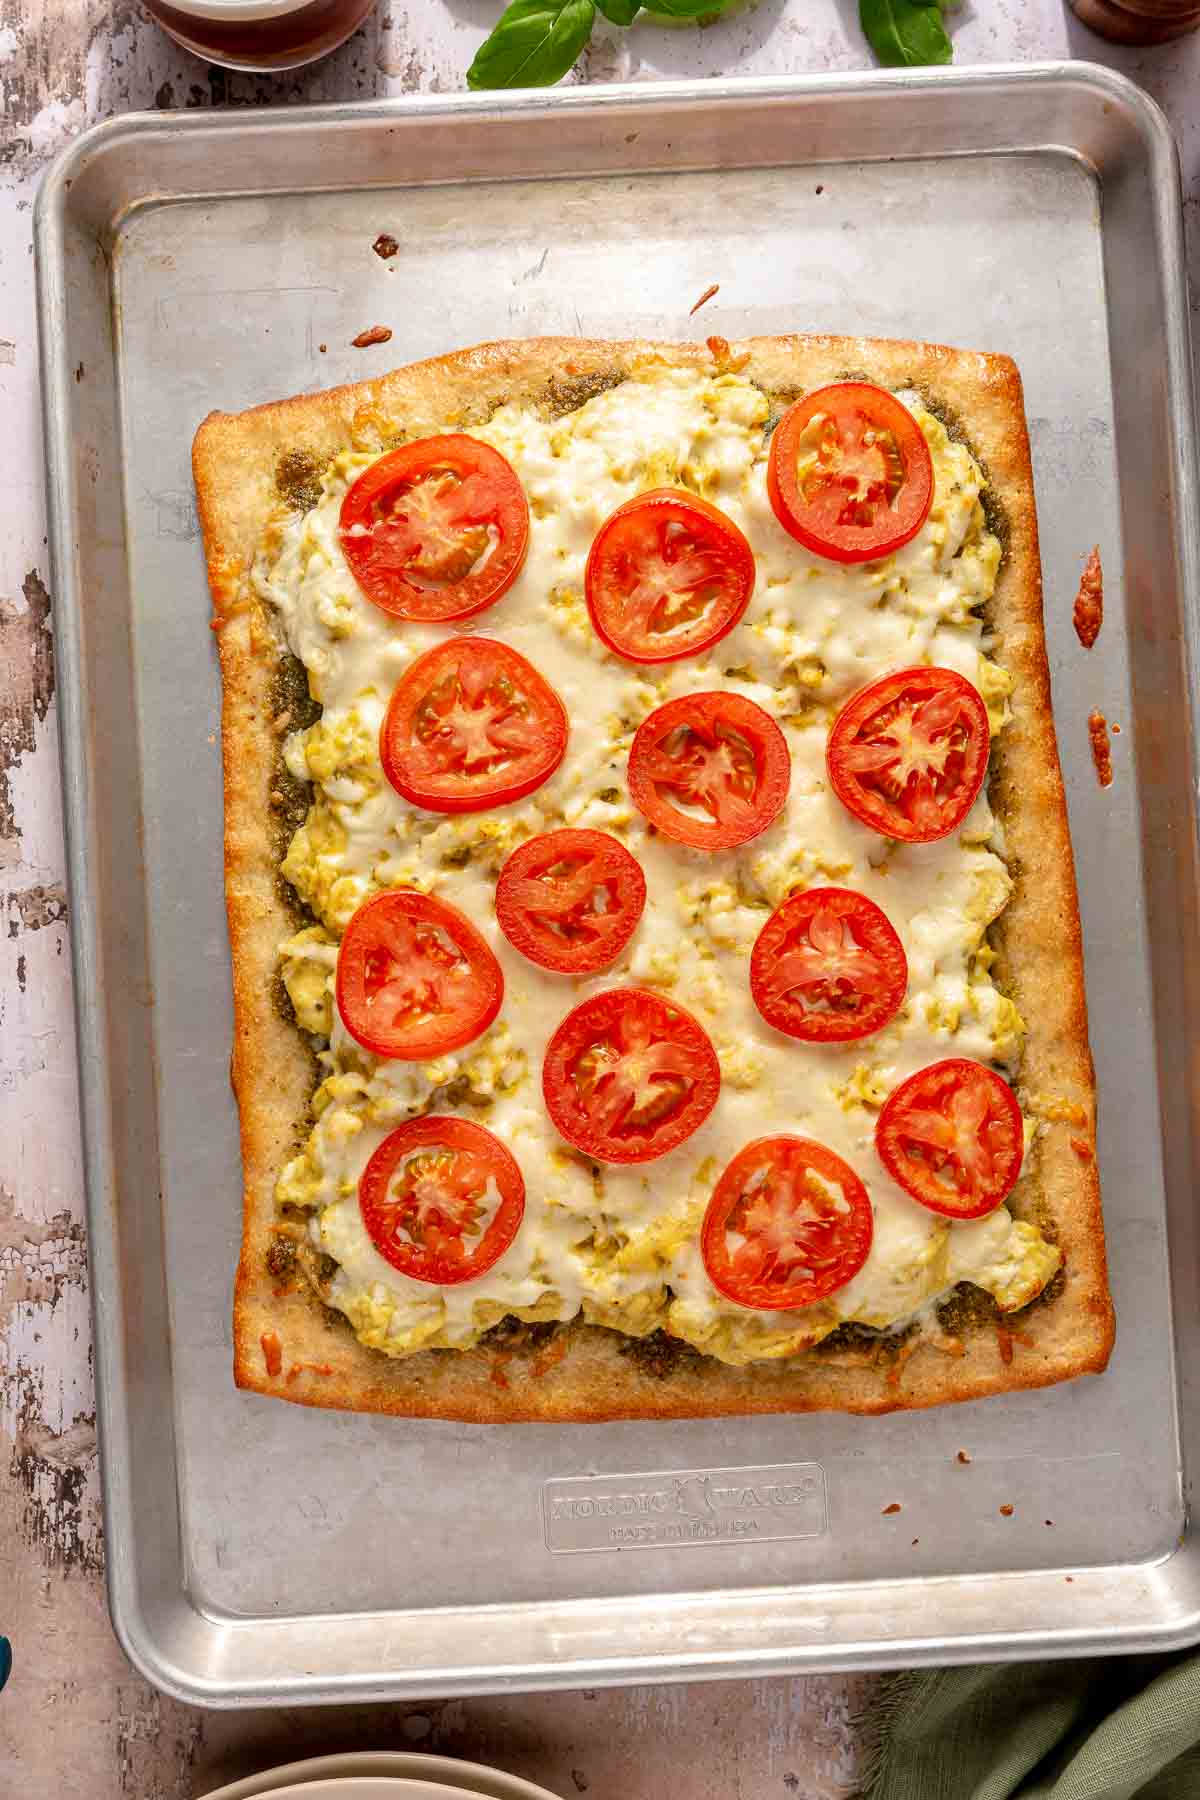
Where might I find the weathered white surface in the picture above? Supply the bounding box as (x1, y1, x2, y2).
(1, 0, 1198, 1793)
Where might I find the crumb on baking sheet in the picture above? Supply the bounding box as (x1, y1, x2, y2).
(1088, 710, 1114, 787)
(882, 1503, 902, 1515)
(373, 233, 400, 260)
(1073, 546, 1103, 648)
(689, 283, 720, 316)
(956, 1450, 972, 1465)
(1000, 1503, 1014, 1517)
(352, 325, 393, 348)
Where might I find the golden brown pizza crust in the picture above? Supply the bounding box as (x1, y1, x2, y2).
(193, 334, 1113, 1421)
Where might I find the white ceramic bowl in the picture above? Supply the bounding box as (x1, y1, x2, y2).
(200, 1754, 565, 1800)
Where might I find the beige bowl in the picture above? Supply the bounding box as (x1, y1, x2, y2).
(200, 1755, 565, 1800)
(262, 1782, 501, 1800)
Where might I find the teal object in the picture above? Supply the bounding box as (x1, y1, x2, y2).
(0, 1637, 10, 1693)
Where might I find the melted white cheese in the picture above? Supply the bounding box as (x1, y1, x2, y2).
(255, 361, 1058, 1362)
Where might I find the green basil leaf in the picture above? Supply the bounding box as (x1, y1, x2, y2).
(645, 0, 738, 17)
(467, 0, 596, 90)
(597, 0, 641, 22)
(859, 0, 952, 65)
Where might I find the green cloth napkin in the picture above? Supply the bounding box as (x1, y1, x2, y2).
(860, 1654, 1200, 1799)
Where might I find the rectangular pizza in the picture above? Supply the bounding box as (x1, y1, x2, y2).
(192, 333, 1114, 1421)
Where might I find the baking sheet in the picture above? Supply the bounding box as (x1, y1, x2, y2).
(36, 66, 1200, 1703)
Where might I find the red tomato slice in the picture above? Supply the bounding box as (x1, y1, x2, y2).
(585, 487, 755, 665)
(768, 382, 934, 564)
(701, 1136, 874, 1310)
(495, 829, 647, 975)
(336, 888, 502, 1060)
(542, 987, 720, 1164)
(627, 691, 790, 850)
(827, 666, 990, 843)
(380, 637, 568, 815)
(750, 886, 907, 1043)
(358, 1115, 525, 1285)
(875, 1058, 1024, 1219)
(339, 434, 529, 623)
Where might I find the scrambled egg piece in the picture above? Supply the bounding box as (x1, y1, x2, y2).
(714, 1034, 766, 1089)
(628, 939, 681, 989)
(848, 1224, 952, 1331)
(667, 1293, 837, 1363)
(751, 841, 855, 909)
(301, 709, 380, 792)
(544, 587, 598, 655)
(975, 989, 1026, 1062)
(979, 1220, 1062, 1311)
(978, 653, 1016, 733)
(583, 1289, 668, 1337)
(335, 1287, 574, 1359)
(834, 1064, 892, 1111)
(279, 925, 337, 1037)
(334, 1287, 449, 1355)
(276, 1135, 329, 1212)
(967, 863, 1015, 928)
(281, 799, 363, 929)
(357, 1025, 526, 1130)
(678, 880, 764, 952)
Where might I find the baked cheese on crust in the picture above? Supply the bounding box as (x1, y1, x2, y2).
(193, 334, 1114, 1420)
